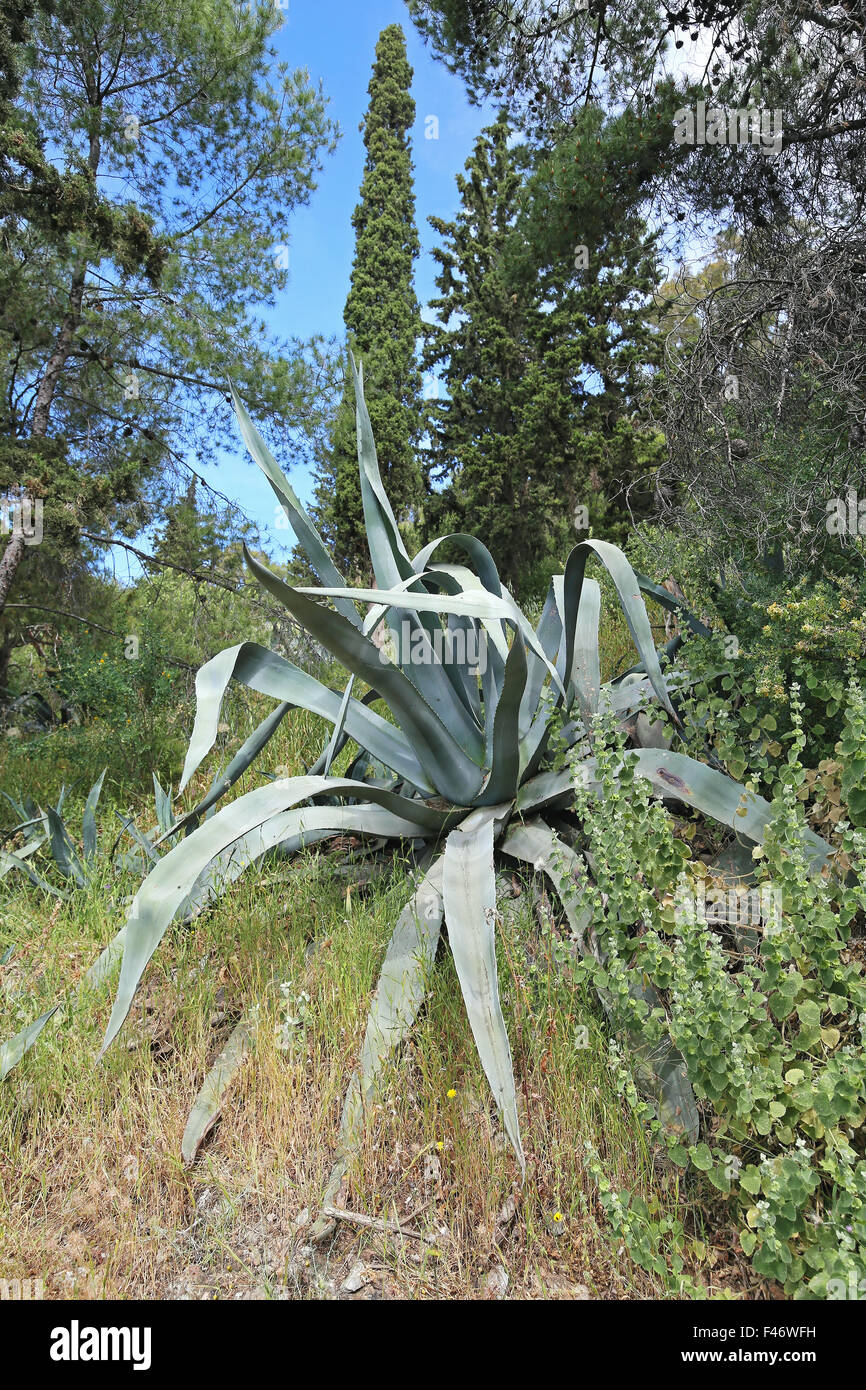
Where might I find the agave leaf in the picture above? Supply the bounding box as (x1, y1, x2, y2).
(182, 1004, 261, 1165)
(82, 769, 107, 862)
(607, 669, 695, 715)
(161, 700, 292, 845)
(316, 855, 446, 1226)
(152, 774, 175, 835)
(0, 846, 68, 898)
(626, 749, 832, 870)
(633, 572, 712, 639)
(350, 354, 413, 581)
(0, 789, 26, 820)
(0, 837, 45, 882)
(518, 750, 833, 869)
(102, 776, 459, 1055)
(298, 583, 563, 702)
(424, 563, 509, 664)
(442, 807, 524, 1173)
(479, 628, 528, 805)
(501, 819, 699, 1141)
(115, 812, 160, 865)
(501, 822, 595, 947)
(570, 576, 601, 729)
(517, 767, 577, 815)
(0, 1006, 60, 1081)
(563, 540, 677, 725)
(308, 688, 383, 779)
(230, 383, 360, 628)
(412, 533, 503, 597)
(521, 582, 563, 736)
(411, 533, 510, 697)
(45, 808, 87, 886)
(178, 640, 432, 798)
(177, 798, 429, 925)
(108, 797, 430, 1050)
(7, 814, 47, 846)
(315, 573, 463, 780)
(243, 551, 486, 804)
(350, 357, 478, 722)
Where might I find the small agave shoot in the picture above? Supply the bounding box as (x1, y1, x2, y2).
(1, 357, 834, 1218)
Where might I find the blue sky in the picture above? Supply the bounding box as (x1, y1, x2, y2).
(193, 0, 494, 566)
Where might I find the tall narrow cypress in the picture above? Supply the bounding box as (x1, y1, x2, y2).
(319, 24, 422, 578)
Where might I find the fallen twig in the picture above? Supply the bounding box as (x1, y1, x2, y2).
(322, 1205, 436, 1244)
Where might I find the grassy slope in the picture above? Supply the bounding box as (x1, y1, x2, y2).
(0, 613, 752, 1301)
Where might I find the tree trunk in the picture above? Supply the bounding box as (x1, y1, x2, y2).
(0, 531, 26, 620)
(0, 264, 87, 620)
(0, 100, 100, 622)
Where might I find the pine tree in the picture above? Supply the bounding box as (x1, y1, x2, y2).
(422, 112, 663, 598)
(319, 25, 423, 578)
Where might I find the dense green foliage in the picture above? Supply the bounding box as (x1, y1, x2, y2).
(422, 112, 663, 597)
(569, 707, 866, 1297)
(0, 0, 339, 695)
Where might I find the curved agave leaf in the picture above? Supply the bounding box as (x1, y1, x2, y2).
(115, 812, 160, 866)
(501, 819, 699, 1141)
(243, 551, 486, 804)
(412, 532, 503, 599)
(178, 641, 432, 798)
(521, 582, 563, 736)
(315, 571, 474, 779)
(351, 354, 412, 583)
(315, 855, 446, 1229)
(230, 383, 360, 628)
(633, 572, 712, 640)
(0, 844, 67, 898)
(626, 749, 833, 869)
(102, 776, 459, 1055)
(170, 699, 292, 841)
(424, 562, 509, 663)
(350, 358, 478, 724)
(479, 628, 527, 805)
(442, 807, 524, 1173)
(82, 769, 107, 862)
(45, 808, 87, 886)
(182, 1002, 262, 1165)
(518, 750, 833, 869)
(0, 1005, 61, 1081)
(307, 688, 383, 780)
(570, 576, 601, 729)
(152, 774, 175, 836)
(563, 540, 677, 725)
(0, 837, 44, 882)
(299, 583, 564, 703)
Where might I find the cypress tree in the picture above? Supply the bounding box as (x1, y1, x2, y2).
(319, 24, 423, 578)
(422, 112, 663, 598)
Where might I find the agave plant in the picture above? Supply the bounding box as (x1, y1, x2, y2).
(1, 357, 833, 1200)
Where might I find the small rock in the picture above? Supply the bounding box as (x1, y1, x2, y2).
(483, 1265, 509, 1299)
(423, 1153, 441, 1186)
(341, 1260, 368, 1294)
